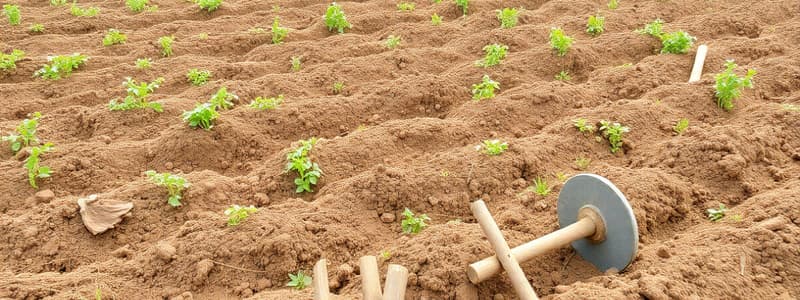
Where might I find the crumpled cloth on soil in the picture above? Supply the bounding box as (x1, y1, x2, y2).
(77, 194, 133, 235)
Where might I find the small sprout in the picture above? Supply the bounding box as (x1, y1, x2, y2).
(572, 118, 594, 133)
(145, 170, 190, 207)
(475, 43, 508, 68)
(135, 58, 152, 69)
(401, 208, 430, 234)
(440, 169, 450, 177)
(454, 0, 468, 16)
(197, 0, 223, 12)
(673, 118, 688, 135)
(182, 103, 219, 130)
(209, 87, 238, 110)
(108, 77, 165, 112)
(555, 172, 568, 182)
(3, 4, 20, 25)
(70, 3, 99, 17)
(471, 75, 500, 100)
(323, 2, 351, 34)
(575, 157, 591, 170)
(549, 27, 574, 56)
(599, 120, 630, 153)
(249, 95, 284, 110)
(586, 14, 604, 36)
(196, 33, 208, 40)
(34, 53, 89, 80)
(496, 8, 519, 29)
(607, 0, 618, 9)
(186, 68, 212, 86)
(102, 29, 127, 46)
(385, 35, 401, 49)
(397, 2, 415, 11)
(272, 16, 288, 44)
(660, 31, 695, 54)
(532, 176, 551, 196)
(290, 56, 302, 71)
(287, 271, 312, 290)
(25, 143, 54, 189)
(555, 70, 571, 81)
(714, 60, 756, 111)
(332, 81, 345, 94)
(126, 0, 155, 13)
(285, 138, 323, 193)
(480, 139, 508, 156)
(224, 205, 257, 226)
(2, 112, 42, 153)
(159, 35, 175, 57)
(0, 49, 25, 71)
(707, 204, 727, 222)
(431, 13, 442, 25)
(730, 214, 743, 222)
(380, 250, 391, 260)
(30, 23, 45, 33)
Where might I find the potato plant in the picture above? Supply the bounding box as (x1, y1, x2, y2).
(34, 53, 89, 80)
(454, 0, 468, 16)
(287, 271, 311, 290)
(224, 205, 257, 226)
(108, 77, 165, 112)
(599, 120, 630, 153)
(572, 118, 594, 133)
(673, 118, 688, 135)
(471, 75, 499, 100)
(586, 14, 604, 36)
(30, 23, 44, 33)
(145, 170, 190, 207)
(50, 0, 68, 6)
(25, 143, 54, 189)
(135, 58, 152, 69)
(549, 27, 573, 56)
(637, 19, 695, 54)
(475, 43, 507, 68)
(285, 138, 323, 193)
(197, 0, 222, 12)
(3, 4, 20, 25)
(70, 3, 99, 17)
(496, 8, 518, 28)
(397, 2, 415, 11)
(272, 17, 288, 44)
(290, 56, 301, 71)
(323, 2, 351, 34)
(707, 204, 727, 222)
(555, 70, 571, 81)
(126, 0, 156, 13)
(532, 176, 551, 196)
(431, 13, 442, 25)
(401, 208, 430, 234)
(480, 139, 507, 156)
(0, 49, 25, 71)
(714, 60, 756, 111)
(209, 87, 238, 110)
(332, 81, 345, 94)
(2, 112, 41, 153)
(575, 157, 590, 170)
(608, 0, 618, 9)
(182, 103, 219, 130)
(159, 35, 174, 57)
(385, 35, 401, 49)
(249, 95, 284, 110)
(186, 68, 211, 86)
(102, 29, 127, 46)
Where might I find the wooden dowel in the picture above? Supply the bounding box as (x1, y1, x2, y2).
(689, 44, 708, 83)
(360, 256, 382, 300)
(467, 217, 596, 284)
(382, 264, 408, 300)
(313, 259, 330, 300)
(471, 200, 539, 300)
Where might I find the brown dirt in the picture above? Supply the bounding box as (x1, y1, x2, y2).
(1, 0, 799, 299)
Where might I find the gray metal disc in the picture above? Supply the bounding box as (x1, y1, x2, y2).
(557, 174, 638, 272)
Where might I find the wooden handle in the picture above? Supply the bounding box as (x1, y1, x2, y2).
(313, 259, 330, 300)
(689, 44, 709, 83)
(382, 264, 408, 300)
(471, 200, 539, 300)
(360, 256, 382, 300)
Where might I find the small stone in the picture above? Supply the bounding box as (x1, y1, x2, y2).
(380, 213, 396, 223)
(656, 247, 671, 259)
(255, 278, 272, 290)
(35, 189, 55, 203)
(155, 242, 176, 261)
(553, 285, 569, 293)
(98, 135, 112, 144)
(165, 162, 174, 170)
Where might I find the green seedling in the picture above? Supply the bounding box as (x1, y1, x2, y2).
(380, 250, 391, 260)
(475, 43, 508, 68)
(707, 204, 727, 222)
(70, 3, 99, 17)
(586, 14, 604, 36)
(555, 172, 568, 182)
(636, 19, 663, 37)
(454, 0, 468, 15)
(196, 32, 208, 40)
(555, 70, 571, 81)
(197, 0, 222, 12)
(532, 176, 551, 196)
(272, 5, 280, 12)
(285, 138, 323, 193)
(135, 58, 152, 69)
(332, 81, 345, 94)
(549, 27, 573, 56)
(471, 75, 500, 100)
(182, 103, 219, 130)
(660, 31, 695, 54)
(0, 49, 25, 71)
(3, 4, 20, 25)
(30, 23, 45, 33)
(287, 271, 312, 290)
(730, 214, 743, 222)
(272, 16, 288, 44)
(159, 35, 174, 57)
(431, 13, 442, 25)
(573, 118, 594, 133)
(209, 87, 238, 110)
(673, 118, 688, 135)
(323, 2, 351, 34)
(108, 77, 165, 112)
(126, 0, 156, 12)
(575, 157, 590, 170)
(51, 0, 68, 6)
(397, 2, 415, 11)
(607, 0, 618, 9)
(480, 139, 508, 156)
(599, 120, 630, 153)
(249, 95, 284, 110)
(25, 143, 54, 189)
(714, 60, 756, 111)
(385, 35, 401, 49)
(224, 205, 257, 226)
(496, 8, 518, 29)
(186, 68, 211, 86)
(291, 56, 302, 71)
(145, 170, 190, 207)
(102, 29, 127, 46)
(440, 169, 450, 177)
(2, 112, 42, 153)
(401, 208, 430, 234)
(34, 53, 89, 80)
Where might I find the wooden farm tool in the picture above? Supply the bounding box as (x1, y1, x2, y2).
(467, 174, 639, 297)
(689, 44, 709, 83)
(313, 256, 409, 300)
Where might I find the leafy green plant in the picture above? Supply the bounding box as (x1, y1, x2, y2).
(555, 70, 571, 81)
(108, 77, 165, 112)
(287, 271, 312, 290)
(3, 4, 20, 25)
(707, 204, 727, 222)
(480, 139, 507, 156)
(586, 14, 604, 36)
(182, 103, 219, 130)
(224, 205, 257, 226)
(431, 13, 442, 25)
(102, 29, 127, 46)
(332, 81, 345, 94)
(2, 112, 42, 153)
(471, 75, 499, 100)
(25, 143, 54, 189)
(572, 118, 594, 133)
(607, 0, 618, 9)
(496, 8, 518, 29)
(0, 49, 25, 71)
(209, 87, 238, 110)
(186, 68, 211, 86)
(660, 31, 695, 54)
(70, 3, 99, 17)
(401, 208, 430, 234)
(135, 58, 152, 69)
(159, 35, 174, 57)
(385, 35, 401, 49)
(30, 23, 45, 33)
(51, 0, 68, 6)
(532, 176, 551, 196)
(197, 0, 222, 12)
(454, 0, 468, 16)
(549, 27, 573, 56)
(291, 56, 302, 71)
(673, 118, 688, 135)
(575, 157, 590, 170)
(599, 120, 630, 153)
(323, 2, 351, 34)
(636, 19, 663, 37)
(272, 16, 288, 44)
(397, 2, 415, 11)
(475, 43, 508, 68)
(126, 0, 156, 13)
(285, 138, 323, 193)
(714, 60, 755, 111)
(145, 170, 190, 207)
(34, 53, 89, 80)
(249, 95, 284, 110)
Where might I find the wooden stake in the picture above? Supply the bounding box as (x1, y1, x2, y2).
(471, 200, 539, 300)
(313, 259, 330, 300)
(360, 256, 382, 300)
(382, 264, 408, 300)
(689, 44, 708, 83)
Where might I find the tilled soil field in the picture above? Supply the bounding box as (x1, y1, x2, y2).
(1, 0, 799, 299)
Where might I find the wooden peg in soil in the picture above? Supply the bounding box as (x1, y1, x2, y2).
(382, 264, 409, 300)
(313, 259, 331, 300)
(360, 256, 382, 300)
(471, 199, 539, 300)
(689, 44, 709, 83)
